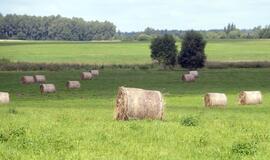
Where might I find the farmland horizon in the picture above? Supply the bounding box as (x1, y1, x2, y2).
(1, 0, 270, 32)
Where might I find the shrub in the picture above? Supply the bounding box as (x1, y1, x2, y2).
(178, 30, 207, 70)
(150, 34, 177, 66)
(181, 116, 199, 126)
(232, 141, 257, 155)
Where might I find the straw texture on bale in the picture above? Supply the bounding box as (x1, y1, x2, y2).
(189, 71, 199, 77)
(182, 74, 195, 82)
(239, 91, 262, 105)
(204, 93, 227, 107)
(91, 70, 99, 76)
(0, 92, 9, 104)
(81, 72, 92, 80)
(21, 76, 35, 84)
(66, 81, 81, 89)
(115, 87, 165, 120)
(34, 75, 46, 83)
(40, 84, 56, 94)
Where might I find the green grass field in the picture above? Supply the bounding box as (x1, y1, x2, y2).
(1, 69, 270, 159)
(0, 39, 270, 64)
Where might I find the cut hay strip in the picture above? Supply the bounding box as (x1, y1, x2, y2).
(204, 93, 227, 107)
(40, 84, 56, 94)
(34, 75, 46, 83)
(90, 70, 99, 76)
(189, 71, 199, 77)
(182, 74, 195, 82)
(21, 76, 35, 84)
(81, 72, 92, 80)
(66, 81, 80, 89)
(239, 91, 262, 105)
(0, 92, 9, 104)
(115, 87, 165, 120)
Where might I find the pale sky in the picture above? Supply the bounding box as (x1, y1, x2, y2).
(0, 0, 269, 31)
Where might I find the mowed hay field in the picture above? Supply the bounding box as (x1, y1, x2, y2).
(1, 69, 270, 159)
(0, 39, 270, 64)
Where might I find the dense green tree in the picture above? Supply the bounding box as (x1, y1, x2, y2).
(0, 14, 116, 41)
(178, 31, 207, 69)
(150, 34, 177, 66)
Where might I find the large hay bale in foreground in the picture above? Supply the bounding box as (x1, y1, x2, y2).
(40, 84, 56, 94)
(81, 72, 92, 80)
(189, 71, 199, 77)
(204, 93, 227, 107)
(66, 81, 80, 89)
(0, 92, 9, 104)
(182, 74, 195, 82)
(115, 87, 165, 120)
(21, 76, 35, 84)
(90, 70, 99, 76)
(34, 75, 46, 83)
(239, 91, 262, 105)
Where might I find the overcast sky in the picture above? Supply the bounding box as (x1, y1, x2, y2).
(1, 0, 269, 31)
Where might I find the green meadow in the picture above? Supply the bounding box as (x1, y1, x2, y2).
(1, 69, 270, 159)
(0, 39, 270, 64)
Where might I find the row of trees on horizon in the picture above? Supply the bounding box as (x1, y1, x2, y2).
(0, 14, 116, 40)
(0, 13, 270, 41)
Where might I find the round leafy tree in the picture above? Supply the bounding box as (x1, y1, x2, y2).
(150, 34, 177, 66)
(178, 31, 207, 69)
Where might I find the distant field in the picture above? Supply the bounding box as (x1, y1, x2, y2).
(0, 39, 270, 64)
(1, 69, 270, 159)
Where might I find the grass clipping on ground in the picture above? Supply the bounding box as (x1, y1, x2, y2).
(115, 87, 165, 120)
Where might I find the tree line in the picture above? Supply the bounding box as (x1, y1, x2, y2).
(0, 13, 116, 40)
(117, 24, 270, 41)
(0, 13, 269, 41)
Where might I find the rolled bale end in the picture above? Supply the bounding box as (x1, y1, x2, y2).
(115, 87, 165, 121)
(40, 84, 56, 94)
(239, 91, 262, 105)
(34, 75, 46, 83)
(66, 81, 81, 89)
(189, 71, 199, 77)
(0, 92, 10, 104)
(182, 74, 195, 82)
(204, 93, 227, 107)
(81, 72, 92, 80)
(90, 70, 99, 77)
(21, 76, 35, 84)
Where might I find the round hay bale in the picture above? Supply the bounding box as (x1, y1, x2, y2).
(90, 70, 99, 76)
(182, 74, 195, 82)
(21, 76, 35, 84)
(239, 91, 262, 105)
(40, 84, 56, 94)
(204, 93, 227, 107)
(66, 81, 80, 89)
(81, 72, 92, 80)
(0, 92, 9, 104)
(189, 71, 199, 77)
(34, 75, 46, 83)
(115, 87, 165, 120)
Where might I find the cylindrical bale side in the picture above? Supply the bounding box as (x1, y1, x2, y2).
(21, 76, 35, 84)
(34, 75, 46, 83)
(189, 71, 199, 77)
(66, 81, 81, 89)
(115, 87, 165, 120)
(0, 92, 10, 104)
(40, 84, 56, 94)
(81, 72, 92, 80)
(90, 70, 99, 76)
(204, 93, 227, 107)
(182, 74, 195, 82)
(239, 91, 262, 105)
